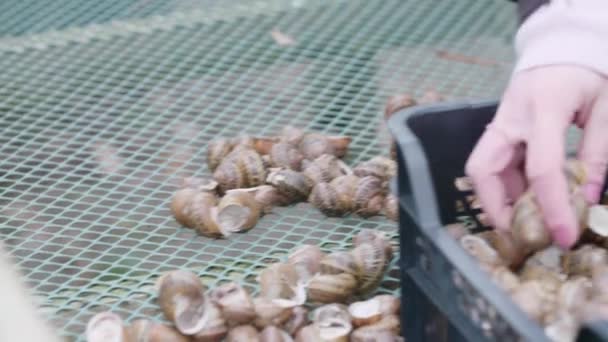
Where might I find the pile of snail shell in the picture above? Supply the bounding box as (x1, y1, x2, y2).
(450, 159, 608, 342)
(170, 126, 399, 239)
(85, 230, 401, 342)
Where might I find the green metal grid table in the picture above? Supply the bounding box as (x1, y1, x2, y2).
(0, 1, 517, 340)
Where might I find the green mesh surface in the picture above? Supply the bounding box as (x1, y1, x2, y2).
(0, 1, 516, 340)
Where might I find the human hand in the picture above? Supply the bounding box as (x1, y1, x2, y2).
(465, 65, 608, 249)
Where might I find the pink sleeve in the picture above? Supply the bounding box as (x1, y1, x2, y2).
(514, 0, 608, 76)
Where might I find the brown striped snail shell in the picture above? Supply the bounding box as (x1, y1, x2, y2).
(86, 311, 127, 342)
(191, 301, 228, 342)
(216, 191, 261, 235)
(259, 326, 294, 342)
(308, 182, 350, 217)
(519, 260, 563, 294)
(227, 185, 290, 214)
(307, 273, 358, 304)
(348, 297, 383, 327)
(207, 138, 235, 172)
(171, 188, 218, 230)
(156, 270, 207, 335)
(287, 245, 325, 282)
(298, 133, 351, 160)
(301, 154, 352, 184)
(126, 319, 190, 342)
(383, 194, 398, 222)
(226, 325, 260, 342)
(351, 241, 389, 295)
(258, 263, 306, 308)
(353, 156, 396, 182)
(319, 251, 358, 275)
(270, 142, 304, 171)
(354, 176, 387, 218)
(208, 282, 256, 325)
(353, 229, 394, 261)
(240, 148, 269, 188)
(283, 306, 309, 336)
(477, 230, 528, 269)
(562, 244, 608, 277)
(267, 169, 312, 202)
(330, 174, 360, 210)
(213, 148, 267, 192)
(253, 297, 294, 329)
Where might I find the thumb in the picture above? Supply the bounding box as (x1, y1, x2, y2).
(578, 95, 608, 204)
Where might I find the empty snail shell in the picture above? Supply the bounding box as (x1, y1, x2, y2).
(383, 194, 398, 221)
(348, 297, 383, 327)
(311, 304, 352, 342)
(510, 281, 555, 323)
(557, 277, 592, 313)
(270, 142, 304, 171)
(477, 230, 527, 269)
(208, 282, 256, 324)
(353, 156, 397, 182)
(287, 245, 325, 282)
(352, 241, 390, 295)
(489, 266, 520, 293)
(226, 325, 260, 342)
(258, 263, 306, 308)
(283, 306, 309, 336)
(544, 311, 580, 342)
(353, 230, 394, 261)
(259, 326, 294, 342)
(309, 182, 350, 217)
(86, 311, 127, 342)
(267, 169, 312, 202)
(373, 294, 400, 317)
(319, 251, 358, 276)
(280, 126, 306, 146)
(126, 319, 190, 342)
(302, 154, 352, 184)
(354, 176, 386, 218)
(561, 244, 608, 277)
(227, 185, 291, 214)
(307, 273, 358, 304)
(207, 138, 235, 172)
(216, 191, 261, 235)
(253, 297, 294, 329)
(299, 133, 351, 160)
(191, 301, 228, 342)
(156, 270, 207, 335)
(459, 234, 504, 269)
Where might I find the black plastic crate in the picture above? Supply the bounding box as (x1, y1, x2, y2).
(388, 100, 608, 342)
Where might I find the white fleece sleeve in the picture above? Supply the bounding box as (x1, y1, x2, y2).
(514, 0, 608, 76)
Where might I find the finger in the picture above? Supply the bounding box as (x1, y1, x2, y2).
(501, 144, 526, 204)
(526, 97, 580, 248)
(466, 124, 521, 231)
(578, 93, 608, 204)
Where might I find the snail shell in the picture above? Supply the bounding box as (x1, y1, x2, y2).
(240, 148, 269, 188)
(489, 266, 520, 293)
(299, 133, 351, 160)
(267, 169, 312, 202)
(319, 251, 358, 276)
(353, 156, 397, 182)
(302, 154, 352, 185)
(287, 245, 325, 282)
(294, 325, 321, 342)
(352, 241, 390, 295)
(86, 311, 127, 342)
(349, 315, 400, 341)
(226, 325, 260, 342)
(208, 282, 256, 324)
(373, 294, 400, 317)
(348, 297, 383, 327)
(207, 138, 235, 172)
(270, 142, 304, 171)
(354, 176, 386, 218)
(519, 260, 563, 294)
(259, 326, 294, 342)
(591, 264, 608, 299)
(283, 306, 309, 336)
(307, 273, 358, 304)
(191, 301, 228, 342)
(561, 244, 608, 277)
(459, 235, 504, 269)
(350, 330, 399, 342)
(216, 191, 261, 234)
(170, 188, 218, 231)
(280, 126, 306, 146)
(510, 281, 555, 323)
(511, 192, 552, 253)
(126, 319, 190, 342)
(308, 182, 350, 217)
(227, 185, 291, 214)
(353, 229, 394, 261)
(253, 297, 294, 329)
(477, 230, 527, 269)
(383, 194, 398, 222)
(330, 175, 360, 211)
(214, 148, 267, 192)
(544, 311, 580, 342)
(312, 304, 352, 342)
(156, 270, 207, 335)
(557, 277, 592, 313)
(384, 94, 416, 121)
(258, 263, 306, 308)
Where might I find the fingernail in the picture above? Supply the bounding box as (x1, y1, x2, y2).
(552, 224, 577, 249)
(584, 183, 601, 203)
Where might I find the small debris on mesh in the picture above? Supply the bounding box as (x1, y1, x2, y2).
(436, 50, 501, 67)
(270, 28, 296, 46)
